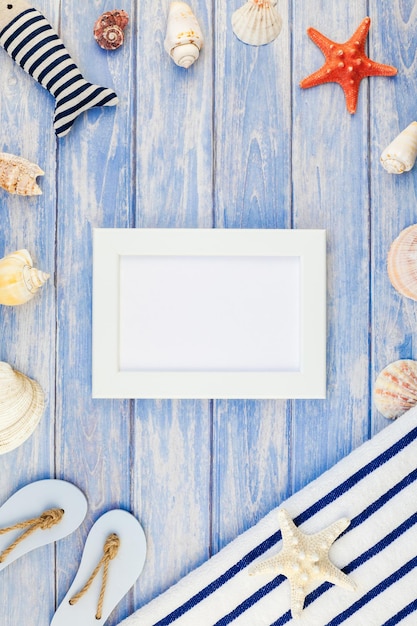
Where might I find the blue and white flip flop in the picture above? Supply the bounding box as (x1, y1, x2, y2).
(0, 479, 87, 570)
(51, 509, 147, 625)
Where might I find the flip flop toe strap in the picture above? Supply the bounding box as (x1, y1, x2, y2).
(69, 533, 120, 620)
(0, 508, 64, 563)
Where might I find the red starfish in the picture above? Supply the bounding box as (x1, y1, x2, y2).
(300, 17, 397, 114)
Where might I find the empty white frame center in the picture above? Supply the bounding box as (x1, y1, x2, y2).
(119, 255, 301, 372)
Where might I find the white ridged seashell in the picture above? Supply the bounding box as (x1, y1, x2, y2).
(0, 152, 44, 195)
(374, 359, 417, 419)
(0, 250, 50, 306)
(232, 0, 282, 46)
(387, 224, 417, 301)
(164, 1, 204, 68)
(0, 361, 45, 454)
(380, 121, 417, 174)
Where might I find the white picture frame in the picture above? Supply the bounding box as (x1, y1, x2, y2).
(92, 228, 326, 399)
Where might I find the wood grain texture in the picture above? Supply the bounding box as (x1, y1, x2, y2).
(0, 0, 415, 624)
(132, 0, 213, 613)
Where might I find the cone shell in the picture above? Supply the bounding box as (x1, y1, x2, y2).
(0, 249, 50, 306)
(387, 224, 417, 301)
(0, 152, 44, 195)
(93, 10, 129, 50)
(0, 361, 45, 454)
(232, 0, 282, 46)
(380, 121, 417, 174)
(374, 359, 417, 419)
(164, 1, 204, 68)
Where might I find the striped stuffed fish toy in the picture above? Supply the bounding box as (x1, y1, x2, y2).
(0, 0, 118, 137)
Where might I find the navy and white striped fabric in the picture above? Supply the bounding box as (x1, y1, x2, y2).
(0, 7, 118, 137)
(119, 406, 417, 625)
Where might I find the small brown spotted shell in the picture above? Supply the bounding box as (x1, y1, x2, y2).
(93, 10, 129, 50)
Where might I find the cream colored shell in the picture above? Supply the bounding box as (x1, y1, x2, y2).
(0, 361, 45, 454)
(164, 1, 204, 68)
(0, 152, 44, 195)
(374, 359, 417, 419)
(387, 224, 417, 301)
(380, 121, 417, 174)
(232, 0, 282, 46)
(0, 249, 49, 306)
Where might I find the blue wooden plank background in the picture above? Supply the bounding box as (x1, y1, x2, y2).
(0, 0, 415, 624)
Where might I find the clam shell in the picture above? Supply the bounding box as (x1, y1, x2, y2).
(0, 361, 45, 454)
(380, 122, 417, 174)
(0, 152, 44, 195)
(0, 249, 50, 306)
(164, 1, 204, 68)
(387, 224, 417, 301)
(232, 0, 282, 46)
(374, 359, 417, 419)
(93, 10, 129, 50)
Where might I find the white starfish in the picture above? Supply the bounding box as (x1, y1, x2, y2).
(249, 509, 357, 619)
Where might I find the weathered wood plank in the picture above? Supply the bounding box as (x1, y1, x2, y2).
(212, 0, 292, 552)
(291, 1, 371, 492)
(369, 0, 417, 435)
(0, 0, 58, 622)
(131, 0, 213, 611)
(54, 1, 135, 624)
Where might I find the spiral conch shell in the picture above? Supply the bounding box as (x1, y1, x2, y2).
(387, 224, 417, 301)
(232, 0, 282, 46)
(0, 250, 49, 306)
(164, 2, 204, 69)
(380, 121, 417, 174)
(0, 152, 44, 195)
(93, 10, 129, 50)
(374, 359, 417, 419)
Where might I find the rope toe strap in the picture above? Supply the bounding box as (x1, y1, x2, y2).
(0, 508, 65, 563)
(69, 533, 120, 620)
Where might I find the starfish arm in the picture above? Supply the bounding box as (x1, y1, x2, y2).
(289, 580, 307, 619)
(315, 517, 350, 547)
(322, 560, 357, 591)
(363, 59, 397, 77)
(249, 553, 285, 576)
(347, 16, 371, 54)
(306, 27, 337, 56)
(300, 66, 337, 89)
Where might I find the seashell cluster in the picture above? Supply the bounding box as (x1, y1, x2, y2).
(387, 224, 417, 301)
(164, 2, 204, 69)
(374, 359, 417, 419)
(0, 250, 49, 306)
(0, 361, 45, 454)
(232, 0, 282, 47)
(93, 9, 129, 50)
(380, 121, 417, 174)
(0, 152, 44, 196)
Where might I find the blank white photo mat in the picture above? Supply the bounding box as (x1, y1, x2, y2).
(92, 228, 326, 399)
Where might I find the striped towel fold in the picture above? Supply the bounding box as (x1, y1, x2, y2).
(119, 406, 417, 625)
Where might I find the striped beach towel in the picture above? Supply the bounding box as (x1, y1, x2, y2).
(119, 406, 417, 625)
(0, 6, 118, 137)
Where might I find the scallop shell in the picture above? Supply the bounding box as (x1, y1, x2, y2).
(0, 250, 50, 306)
(232, 0, 282, 46)
(0, 152, 44, 195)
(93, 10, 129, 50)
(380, 121, 417, 174)
(164, 2, 204, 69)
(374, 359, 417, 419)
(0, 361, 45, 454)
(387, 224, 417, 301)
